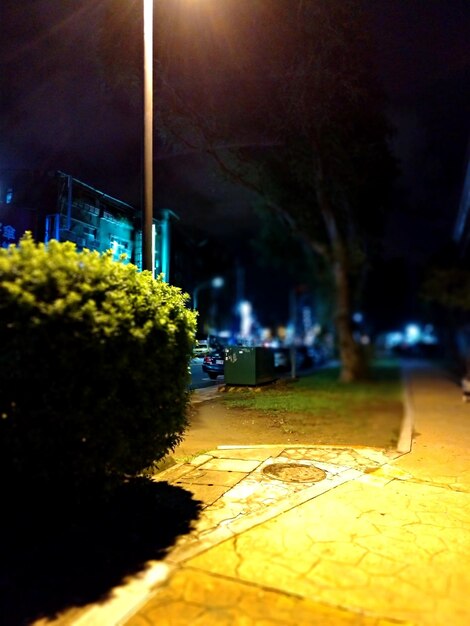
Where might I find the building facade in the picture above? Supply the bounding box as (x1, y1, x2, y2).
(44, 171, 137, 264)
(0, 169, 226, 317)
(0, 169, 155, 270)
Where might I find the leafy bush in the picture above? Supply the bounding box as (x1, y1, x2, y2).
(0, 234, 196, 492)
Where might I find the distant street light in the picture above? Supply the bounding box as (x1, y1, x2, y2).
(211, 276, 224, 289)
(193, 276, 225, 310)
(142, 0, 154, 275)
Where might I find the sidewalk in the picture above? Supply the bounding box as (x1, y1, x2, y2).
(71, 360, 470, 626)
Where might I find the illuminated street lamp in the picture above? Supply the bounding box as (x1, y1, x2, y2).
(193, 276, 224, 310)
(142, 0, 154, 275)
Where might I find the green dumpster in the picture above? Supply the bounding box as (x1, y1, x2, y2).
(224, 347, 276, 386)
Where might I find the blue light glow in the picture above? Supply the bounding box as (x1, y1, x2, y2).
(238, 300, 253, 338)
(405, 324, 420, 344)
(211, 276, 224, 288)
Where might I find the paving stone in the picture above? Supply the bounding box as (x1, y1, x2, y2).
(190, 453, 214, 466)
(210, 447, 283, 461)
(187, 477, 470, 626)
(355, 474, 393, 487)
(282, 447, 389, 471)
(151, 463, 195, 483)
(371, 465, 413, 480)
(200, 458, 261, 472)
(176, 469, 248, 487)
(174, 483, 228, 506)
(126, 568, 414, 626)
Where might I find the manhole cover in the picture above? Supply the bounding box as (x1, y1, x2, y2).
(262, 463, 327, 483)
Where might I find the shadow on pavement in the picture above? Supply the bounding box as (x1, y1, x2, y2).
(0, 477, 202, 626)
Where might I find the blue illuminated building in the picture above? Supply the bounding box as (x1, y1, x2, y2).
(44, 171, 137, 263)
(0, 169, 160, 271)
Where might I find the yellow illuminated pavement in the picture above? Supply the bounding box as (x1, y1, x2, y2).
(66, 361, 470, 626)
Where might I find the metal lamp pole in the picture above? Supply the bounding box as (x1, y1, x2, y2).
(193, 277, 224, 310)
(193, 282, 208, 311)
(142, 0, 154, 275)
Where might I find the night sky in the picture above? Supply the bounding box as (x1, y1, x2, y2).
(1, 0, 469, 330)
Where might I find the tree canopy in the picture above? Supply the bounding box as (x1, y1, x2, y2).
(99, 0, 397, 381)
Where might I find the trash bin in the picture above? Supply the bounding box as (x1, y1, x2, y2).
(224, 347, 276, 386)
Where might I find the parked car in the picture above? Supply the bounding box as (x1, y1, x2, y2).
(202, 345, 226, 380)
(193, 339, 209, 357)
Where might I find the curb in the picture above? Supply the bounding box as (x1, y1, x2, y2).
(190, 385, 222, 403)
(397, 364, 414, 454)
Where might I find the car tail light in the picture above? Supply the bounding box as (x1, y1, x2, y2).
(203, 356, 211, 363)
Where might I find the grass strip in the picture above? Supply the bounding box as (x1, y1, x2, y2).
(220, 358, 402, 417)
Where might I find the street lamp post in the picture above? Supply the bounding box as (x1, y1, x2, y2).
(142, 0, 154, 275)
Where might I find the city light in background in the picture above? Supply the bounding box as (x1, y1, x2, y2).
(383, 324, 438, 351)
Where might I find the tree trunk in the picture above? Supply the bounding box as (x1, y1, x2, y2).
(333, 254, 367, 382)
(314, 166, 367, 382)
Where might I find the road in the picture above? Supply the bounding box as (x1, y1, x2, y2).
(189, 358, 224, 390)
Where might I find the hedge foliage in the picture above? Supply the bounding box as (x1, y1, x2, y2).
(0, 234, 197, 491)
